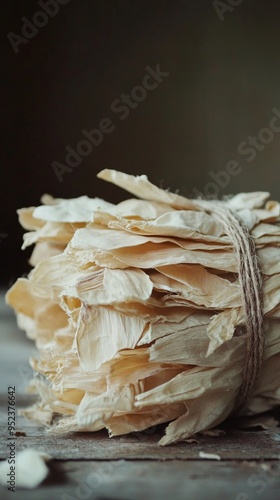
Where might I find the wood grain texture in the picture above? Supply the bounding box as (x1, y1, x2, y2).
(0, 403, 280, 460)
(1, 460, 280, 500)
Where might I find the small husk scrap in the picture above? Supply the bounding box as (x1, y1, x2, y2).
(6, 170, 280, 445)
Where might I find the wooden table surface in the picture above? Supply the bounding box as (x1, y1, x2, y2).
(0, 290, 280, 500)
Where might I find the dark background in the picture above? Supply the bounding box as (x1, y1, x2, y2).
(1, 0, 280, 286)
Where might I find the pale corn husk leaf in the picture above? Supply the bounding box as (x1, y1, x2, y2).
(5, 169, 280, 445)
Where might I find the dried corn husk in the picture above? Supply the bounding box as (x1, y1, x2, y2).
(6, 170, 280, 445)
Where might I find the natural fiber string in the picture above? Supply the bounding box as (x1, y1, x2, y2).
(199, 201, 265, 410)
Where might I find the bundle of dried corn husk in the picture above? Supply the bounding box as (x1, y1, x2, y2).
(6, 170, 280, 445)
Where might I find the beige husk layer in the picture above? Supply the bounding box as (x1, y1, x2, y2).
(6, 170, 280, 445)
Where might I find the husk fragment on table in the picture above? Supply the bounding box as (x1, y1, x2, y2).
(6, 170, 280, 445)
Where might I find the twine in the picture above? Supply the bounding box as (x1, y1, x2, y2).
(201, 201, 265, 409)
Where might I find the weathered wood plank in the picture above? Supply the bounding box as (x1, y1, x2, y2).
(7, 429, 280, 460)
(0, 403, 280, 460)
(1, 460, 280, 500)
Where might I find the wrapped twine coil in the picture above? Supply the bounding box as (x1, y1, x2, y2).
(204, 202, 264, 410)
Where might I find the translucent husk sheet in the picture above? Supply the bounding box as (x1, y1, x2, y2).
(6, 170, 280, 445)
